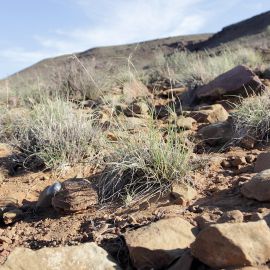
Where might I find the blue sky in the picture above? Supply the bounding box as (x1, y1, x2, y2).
(1, 0, 270, 78)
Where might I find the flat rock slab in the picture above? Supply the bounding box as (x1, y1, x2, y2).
(125, 217, 197, 270)
(0, 243, 120, 270)
(191, 221, 270, 269)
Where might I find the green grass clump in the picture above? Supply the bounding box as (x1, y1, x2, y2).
(5, 99, 100, 169)
(98, 121, 193, 205)
(233, 91, 270, 141)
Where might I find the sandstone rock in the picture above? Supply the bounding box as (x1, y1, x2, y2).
(125, 217, 197, 270)
(217, 210, 244, 223)
(194, 65, 265, 102)
(194, 213, 216, 230)
(230, 266, 270, 270)
(254, 152, 270, 173)
(52, 178, 98, 213)
(241, 169, 270, 201)
(0, 242, 119, 270)
(186, 104, 229, 124)
(191, 221, 270, 269)
(3, 209, 23, 225)
(171, 183, 197, 204)
(198, 120, 234, 146)
(176, 116, 197, 130)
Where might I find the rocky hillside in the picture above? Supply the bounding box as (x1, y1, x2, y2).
(1, 61, 270, 269)
(0, 34, 210, 95)
(193, 10, 270, 50)
(1, 11, 270, 98)
(1, 11, 270, 270)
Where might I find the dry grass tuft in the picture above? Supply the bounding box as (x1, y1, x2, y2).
(98, 120, 193, 206)
(233, 90, 270, 142)
(1, 99, 101, 169)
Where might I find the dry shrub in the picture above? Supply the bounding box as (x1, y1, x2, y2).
(1, 99, 101, 169)
(233, 90, 270, 142)
(98, 121, 193, 205)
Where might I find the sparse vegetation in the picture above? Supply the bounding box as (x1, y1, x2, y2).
(156, 47, 263, 88)
(98, 121, 193, 205)
(233, 90, 270, 141)
(2, 99, 101, 169)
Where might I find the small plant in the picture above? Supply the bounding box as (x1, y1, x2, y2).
(233, 90, 270, 141)
(98, 120, 193, 205)
(5, 99, 100, 169)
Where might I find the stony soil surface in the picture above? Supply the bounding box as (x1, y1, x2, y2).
(1, 142, 270, 269)
(1, 65, 270, 269)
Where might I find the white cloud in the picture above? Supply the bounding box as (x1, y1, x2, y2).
(34, 0, 207, 54)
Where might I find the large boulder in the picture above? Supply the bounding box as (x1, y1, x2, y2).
(198, 120, 234, 146)
(241, 169, 270, 201)
(191, 221, 270, 269)
(0, 243, 120, 270)
(194, 65, 265, 102)
(124, 217, 197, 270)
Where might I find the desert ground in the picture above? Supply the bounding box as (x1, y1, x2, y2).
(0, 10, 270, 270)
